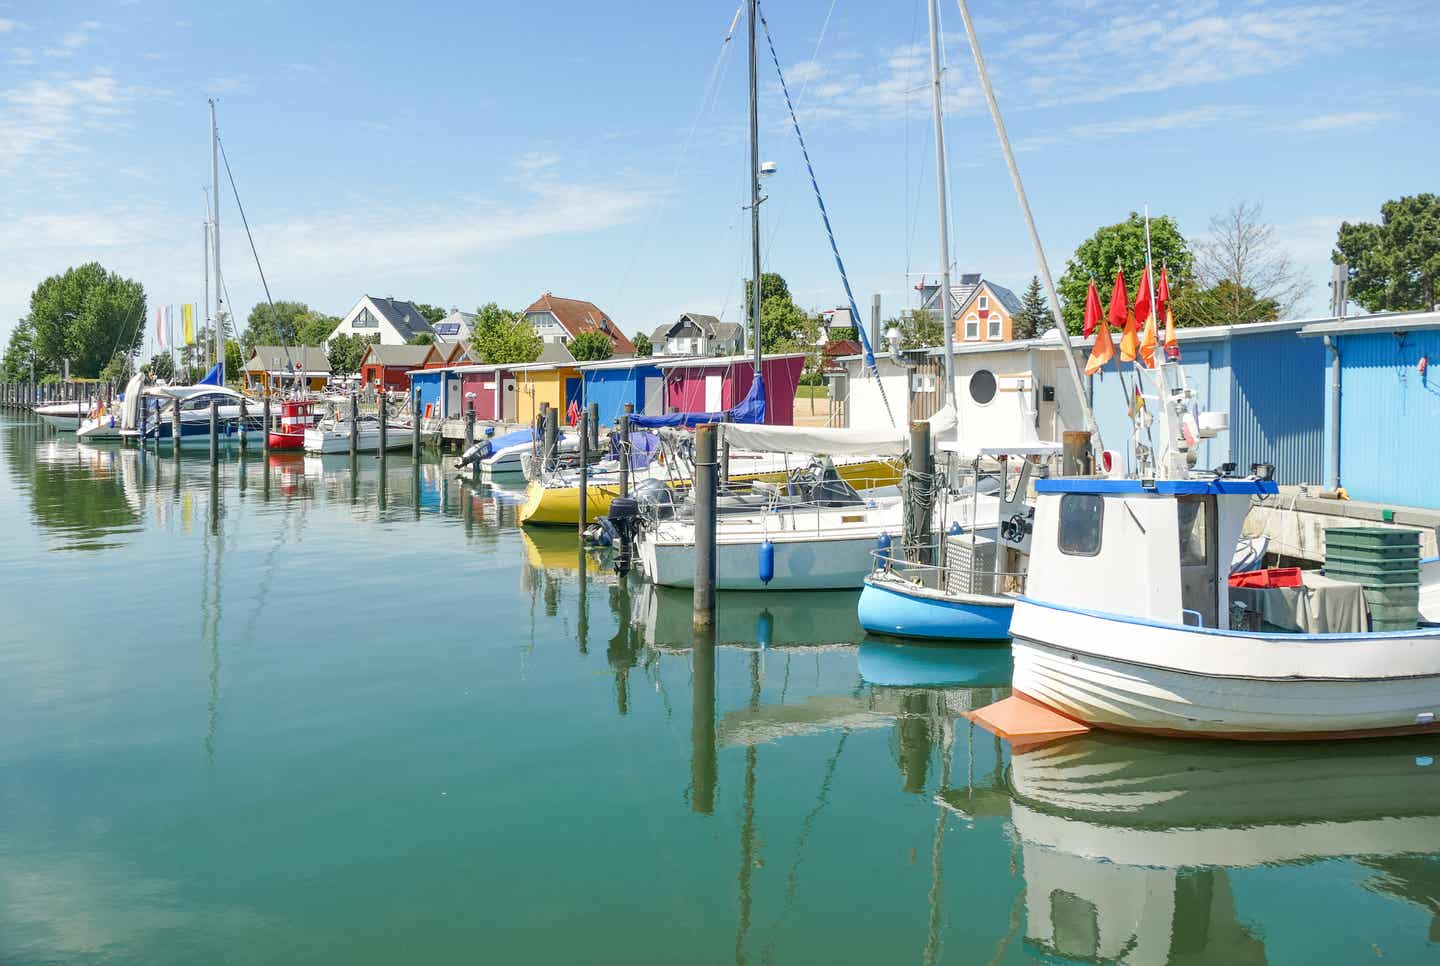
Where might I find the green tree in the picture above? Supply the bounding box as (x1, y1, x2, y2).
(413, 303, 447, 325)
(408, 332, 436, 346)
(743, 272, 792, 318)
(1057, 213, 1194, 333)
(1173, 280, 1280, 327)
(894, 309, 943, 350)
(1335, 194, 1440, 312)
(470, 302, 542, 364)
(1, 318, 36, 381)
(1012, 276, 1049, 340)
(328, 333, 379, 375)
(224, 340, 244, 383)
(243, 301, 339, 346)
(829, 325, 859, 343)
(146, 352, 175, 381)
(569, 331, 614, 361)
(27, 263, 147, 377)
(632, 331, 653, 357)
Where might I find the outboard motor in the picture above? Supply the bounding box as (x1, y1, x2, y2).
(608, 496, 641, 576)
(453, 427, 496, 469)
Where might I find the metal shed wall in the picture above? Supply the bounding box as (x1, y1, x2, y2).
(581, 365, 663, 427)
(1227, 329, 1325, 484)
(1089, 342, 1227, 474)
(1331, 329, 1440, 508)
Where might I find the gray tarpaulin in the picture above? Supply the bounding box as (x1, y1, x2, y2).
(1231, 572, 1368, 634)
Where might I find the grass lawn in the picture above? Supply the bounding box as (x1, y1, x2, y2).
(794, 384, 830, 400)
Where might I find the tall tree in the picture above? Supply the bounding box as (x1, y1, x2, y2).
(743, 272, 792, 318)
(1057, 213, 1194, 333)
(328, 333, 379, 375)
(1012, 276, 1049, 340)
(1335, 194, 1440, 312)
(632, 331, 653, 357)
(1184, 201, 1306, 326)
(894, 309, 943, 350)
(27, 263, 147, 378)
(412, 303, 448, 325)
(569, 331, 614, 361)
(470, 302, 542, 364)
(243, 301, 338, 346)
(1, 318, 36, 381)
(146, 352, 175, 381)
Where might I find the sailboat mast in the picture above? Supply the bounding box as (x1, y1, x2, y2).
(748, 0, 762, 376)
(203, 189, 211, 362)
(926, 0, 956, 421)
(210, 99, 222, 376)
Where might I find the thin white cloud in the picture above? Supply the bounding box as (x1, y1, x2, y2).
(0, 18, 19, 33)
(1290, 110, 1401, 132)
(43, 20, 101, 58)
(1015, 104, 1258, 150)
(514, 151, 561, 175)
(203, 75, 253, 96)
(0, 69, 144, 174)
(8, 46, 34, 65)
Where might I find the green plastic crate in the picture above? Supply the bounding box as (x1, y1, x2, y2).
(1324, 546, 1423, 565)
(1324, 527, 1421, 552)
(1362, 585, 1421, 607)
(1325, 563, 1421, 586)
(1369, 602, 1419, 625)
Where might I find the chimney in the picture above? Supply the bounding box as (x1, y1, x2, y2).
(870, 293, 882, 355)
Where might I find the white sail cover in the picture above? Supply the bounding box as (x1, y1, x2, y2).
(719, 405, 957, 456)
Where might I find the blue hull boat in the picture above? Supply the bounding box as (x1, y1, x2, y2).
(857, 640, 1012, 688)
(857, 573, 1014, 641)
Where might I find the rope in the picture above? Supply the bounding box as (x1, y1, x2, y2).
(756, 3, 896, 427)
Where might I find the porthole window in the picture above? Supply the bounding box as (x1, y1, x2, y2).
(1058, 494, 1104, 556)
(969, 368, 997, 405)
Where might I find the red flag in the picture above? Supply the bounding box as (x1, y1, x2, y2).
(1107, 270, 1129, 330)
(566, 399, 580, 426)
(1133, 267, 1152, 326)
(1082, 280, 1103, 337)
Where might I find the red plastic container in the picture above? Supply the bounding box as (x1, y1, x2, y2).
(1228, 567, 1302, 589)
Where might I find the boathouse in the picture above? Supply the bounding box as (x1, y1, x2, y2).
(655, 353, 805, 425)
(1299, 309, 1440, 507)
(358, 344, 441, 392)
(241, 345, 332, 393)
(578, 357, 665, 426)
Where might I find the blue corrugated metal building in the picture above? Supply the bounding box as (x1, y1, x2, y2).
(579, 358, 665, 427)
(1090, 319, 1326, 484)
(1300, 311, 1440, 508)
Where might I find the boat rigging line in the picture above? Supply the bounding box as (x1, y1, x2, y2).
(756, 2, 896, 426)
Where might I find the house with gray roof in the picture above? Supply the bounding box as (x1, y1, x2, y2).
(431, 309, 476, 344)
(242, 345, 333, 392)
(329, 295, 435, 346)
(916, 273, 1025, 344)
(649, 312, 744, 357)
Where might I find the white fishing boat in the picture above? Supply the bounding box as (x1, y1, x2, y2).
(35, 400, 90, 431)
(303, 413, 412, 453)
(77, 377, 135, 442)
(1002, 353, 1440, 739)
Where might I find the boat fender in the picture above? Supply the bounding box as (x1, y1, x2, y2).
(876, 531, 892, 564)
(756, 609, 773, 648)
(758, 540, 775, 584)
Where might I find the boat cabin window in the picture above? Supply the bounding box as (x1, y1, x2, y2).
(1177, 499, 1208, 565)
(1058, 494, 1103, 556)
(969, 369, 997, 405)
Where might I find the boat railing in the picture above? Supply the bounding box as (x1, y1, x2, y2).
(870, 548, 1027, 597)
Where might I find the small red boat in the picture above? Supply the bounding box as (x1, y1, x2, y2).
(268, 399, 321, 450)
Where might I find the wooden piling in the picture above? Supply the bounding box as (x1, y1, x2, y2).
(587, 402, 599, 451)
(238, 396, 248, 452)
(619, 404, 633, 498)
(906, 420, 933, 565)
(209, 398, 219, 463)
(578, 411, 589, 535)
(411, 385, 421, 459)
(349, 392, 359, 460)
(172, 396, 182, 457)
(1062, 430, 1093, 476)
(262, 396, 272, 454)
(463, 401, 475, 451)
(378, 392, 388, 455)
(693, 423, 718, 629)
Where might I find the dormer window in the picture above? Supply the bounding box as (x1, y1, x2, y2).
(978, 295, 989, 310)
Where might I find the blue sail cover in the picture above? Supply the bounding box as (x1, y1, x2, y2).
(607, 430, 663, 469)
(198, 362, 224, 386)
(627, 373, 766, 429)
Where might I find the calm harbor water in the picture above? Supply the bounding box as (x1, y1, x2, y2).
(2, 412, 1438, 965)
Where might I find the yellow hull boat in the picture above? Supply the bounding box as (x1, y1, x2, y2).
(519, 457, 903, 527)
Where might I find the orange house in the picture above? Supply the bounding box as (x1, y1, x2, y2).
(917, 274, 1023, 344)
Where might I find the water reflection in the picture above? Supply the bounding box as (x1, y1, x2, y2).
(2, 418, 142, 550)
(1007, 734, 1440, 962)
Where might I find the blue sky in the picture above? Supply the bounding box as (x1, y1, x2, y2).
(2, 0, 1437, 354)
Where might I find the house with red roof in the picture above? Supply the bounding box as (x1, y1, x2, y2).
(522, 293, 635, 356)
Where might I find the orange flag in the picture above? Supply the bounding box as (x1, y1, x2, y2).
(1135, 266, 1157, 368)
(1159, 265, 1178, 359)
(1083, 279, 1114, 376)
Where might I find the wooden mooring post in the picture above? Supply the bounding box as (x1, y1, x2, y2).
(262, 396, 272, 455)
(238, 396, 249, 453)
(349, 392, 359, 460)
(578, 411, 589, 536)
(378, 392, 388, 455)
(693, 423, 718, 629)
(209, 399, 220, 464)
